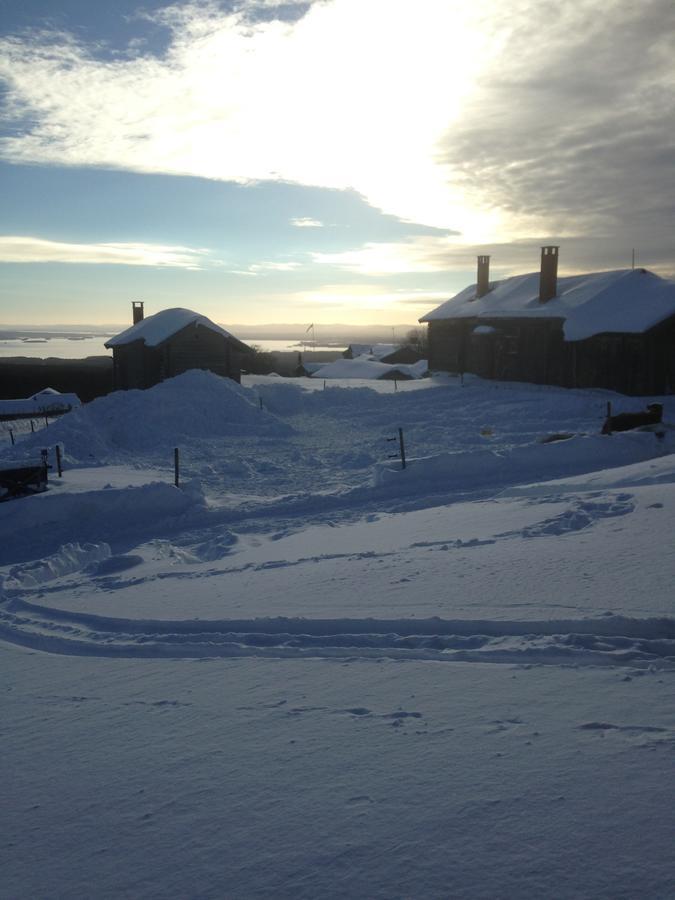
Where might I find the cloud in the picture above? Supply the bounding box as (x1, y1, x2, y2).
(438, 0, 675, 251)
(313, 236, 466, 275)
(283, 283, 450, 322)
(291, 217, 324, 228)
(0, 236, 211, 268)
(0, 0, 489, 232)
(250, 260, 303, 271)
(1, 0, 673, 271)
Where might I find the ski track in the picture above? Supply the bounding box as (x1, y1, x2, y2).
(2, 596, 674, 669)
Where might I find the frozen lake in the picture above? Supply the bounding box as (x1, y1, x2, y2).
(0, 335, 113, 359)
(0, 335, 343, 359)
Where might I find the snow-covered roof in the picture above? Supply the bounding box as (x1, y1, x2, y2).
(105, 308, 241, 348)
(301, 362, 326, 375)
(419, 268, 675, 341)
(311, 357, 428, 380)
(0, 388, 80, 417)
(346, 343, 398, 360)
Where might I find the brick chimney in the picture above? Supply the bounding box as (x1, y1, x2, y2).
(539, 246, 559, 303)
(132, 301, 145, 324)
(476, 255, 490, 299)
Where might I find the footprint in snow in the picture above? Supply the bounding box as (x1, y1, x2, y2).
(578, 722, 667, 734)
(346, 795, 374, 805)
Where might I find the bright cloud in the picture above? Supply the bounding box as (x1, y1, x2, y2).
(0, 236, 211, 268)
(290, 218, 324, 228)
(313, 236, 466, 275)
(0, 0, 494, 237)
(1, 0, 673, 264)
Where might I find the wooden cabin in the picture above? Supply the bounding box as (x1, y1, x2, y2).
(420, 249, 675, 395)
(105, 304, 253, 390)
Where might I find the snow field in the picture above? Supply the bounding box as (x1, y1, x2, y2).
(4, 646, 675, 899)
(2, 370, 674, 898)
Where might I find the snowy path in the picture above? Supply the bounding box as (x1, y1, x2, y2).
(2, 596, 674, 669)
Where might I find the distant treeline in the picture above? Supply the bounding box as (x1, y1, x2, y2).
(246, 349, 342, 376)
(0, 358, 113, 402)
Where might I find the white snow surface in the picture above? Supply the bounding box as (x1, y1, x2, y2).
(312, 356, 427, 379)
(0, 387, 81, 417)
(420, 267, 675, 340)
(2, 369, 674, 899)
(104, 307, 237, 347)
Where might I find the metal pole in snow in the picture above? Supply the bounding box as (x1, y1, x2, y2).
(55, 444, 63, 477)
(174, 447, 180, 487)
(9, 429, 14, 445)
(399, 428, 406, 470)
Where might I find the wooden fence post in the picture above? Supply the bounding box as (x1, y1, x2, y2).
(386, 428, 407, 470)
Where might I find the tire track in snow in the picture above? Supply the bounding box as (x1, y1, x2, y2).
(1, 598, 674, 669)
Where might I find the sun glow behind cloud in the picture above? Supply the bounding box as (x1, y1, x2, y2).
(0, 0, 501, 241)
(289, 283, 448, 320)
(2, 0, 674, 327)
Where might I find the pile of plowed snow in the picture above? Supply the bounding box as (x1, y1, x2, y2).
(2, 370, 293, 465)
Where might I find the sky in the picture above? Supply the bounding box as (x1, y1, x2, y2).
(1, 0, 674, 328)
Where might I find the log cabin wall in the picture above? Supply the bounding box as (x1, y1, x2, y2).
(111, 324, 243, 390)
(427, 316, 675, 395)
(161, 323, 234, 382)
(111, 341, 147, 390)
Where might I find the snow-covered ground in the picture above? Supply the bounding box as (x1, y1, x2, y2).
(2, 370, 674, 899)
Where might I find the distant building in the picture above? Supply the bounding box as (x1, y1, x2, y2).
(309, 357, 428, 381)
(419, 249, 675, 395)
(343, 343, 424, 365)
(105, 304, 253, 390)
(0, 387, 81, 421)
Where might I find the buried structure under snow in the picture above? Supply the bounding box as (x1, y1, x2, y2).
(0, 461, 48, 501)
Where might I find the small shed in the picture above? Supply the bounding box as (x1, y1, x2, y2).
(105, 305, 253, 390)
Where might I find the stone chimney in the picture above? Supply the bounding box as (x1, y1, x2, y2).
(132, 301, 145, 324)
(476, 255, 490, 299)
(539, 246, 559, 303)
